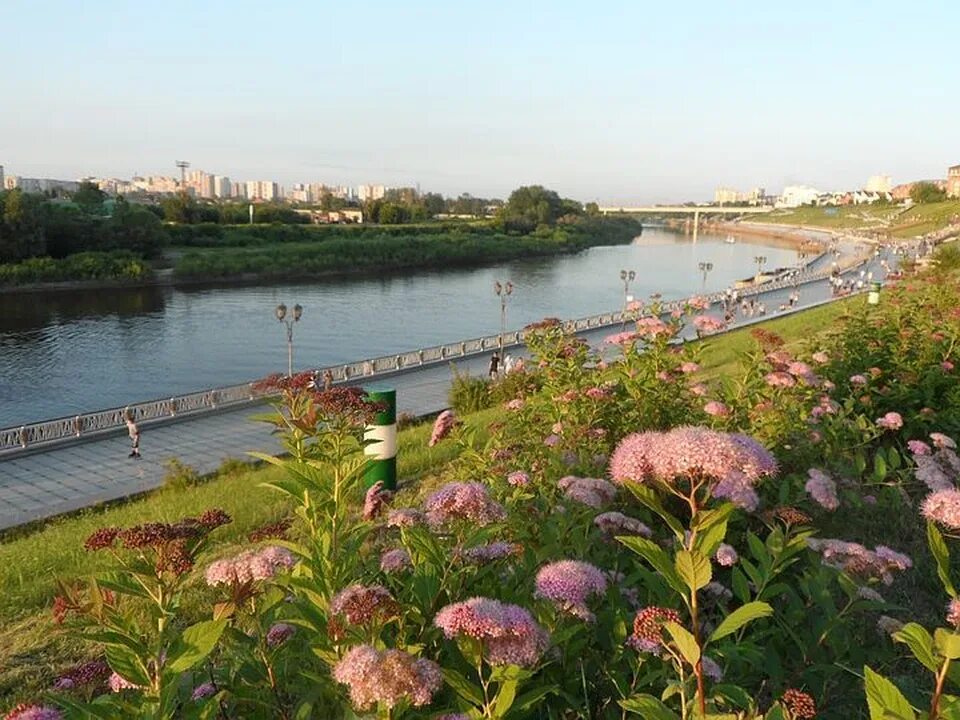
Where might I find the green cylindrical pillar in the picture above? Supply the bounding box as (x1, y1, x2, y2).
(868, 281, 881, 305)
(364, 388, 397, 489)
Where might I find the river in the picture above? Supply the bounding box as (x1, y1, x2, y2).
(0, 228, 802, 426)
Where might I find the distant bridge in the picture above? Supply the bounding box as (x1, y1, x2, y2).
(599, 205, 774, 240)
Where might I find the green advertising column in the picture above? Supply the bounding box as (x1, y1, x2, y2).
(364, 388, 397, 490)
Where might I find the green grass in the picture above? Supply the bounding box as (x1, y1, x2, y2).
(747, 200, 960, 239)
(889, 200, 960, 238)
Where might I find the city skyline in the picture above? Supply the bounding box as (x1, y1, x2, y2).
(2, 0, 958, 203)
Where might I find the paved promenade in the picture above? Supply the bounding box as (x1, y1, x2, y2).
(0, 251, 892, 530)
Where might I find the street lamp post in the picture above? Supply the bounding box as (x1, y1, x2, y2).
(494, 281, 513, 354)
(753, 255, 767, 276)
(698, 261, 713, 290)
(275, 303, 303, 376)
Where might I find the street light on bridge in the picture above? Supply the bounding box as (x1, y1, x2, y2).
(620, 269, 636, 328)
(494, 280, 513, 354)
(753, 255, 767, 275)
(275, 302, 303, 377)
(698, 261, 713, 290)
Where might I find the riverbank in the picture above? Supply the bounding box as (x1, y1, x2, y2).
(0, 217, 642, 295)
(700, 219, 830, 249)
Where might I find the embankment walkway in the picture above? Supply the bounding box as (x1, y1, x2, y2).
(0, 250, 894, 531)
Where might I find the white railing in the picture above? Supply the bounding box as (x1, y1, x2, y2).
(0, 259, 866, 456)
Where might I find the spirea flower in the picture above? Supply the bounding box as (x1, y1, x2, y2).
(380, 548, 412, 573)
(52, 659, 109, 691)
(191, 683, 217, 701)
(460, 541, 518, 564)
(680, 362, 700, 373)
(765, 371, 796, 388)
(877, 615, 904, 636)
(330, 585, 399, 626)
(932, 433, 957, 450)
(908, 440, 932, 456)
(108, 672, 142, 692)
(423, 482, 506, 528)
(435, 715, 470, 720)
(805, 469, 839, 511)
(534, 560, 608, 621)
(704, 581, 733, 601)
(266, 622, 296, 647)
(593, 511, 652, 538)
(704, 401, 730, 417)
(631, 606, 682, 653)
(428, 410, 456, 447)
(636, 316, 673, 338)
(386, 508, 423, 528)
(876, 412, 903, 430)
(204, 545, 296, 586)
(609, 427, 777, 510)
(807, 538, 912, 585)
(857, 586, 884, 603)
(362, 481, 391, 521)
(787, 361, 813, 377)
(781, 689, 816, 719)
(83, 527, 120, 551)
(714, 543, 738, 566)
(850, 374, 868, 386)
(922, 489, 960, 530)
(507, 471, 530, 487)
(558, 476, 617, 508)
(701, 656, 723, 682)
(604, 331, 639, 345)
(2, 705, 63, 720)
(505, 398, 525, 410)
(693, 315, 725, 334)
(914, 455, 954, 492)
(690, 383, 709, 397)
(947, 599, 960, 628)
(811, 351, 829, 364)
(332, 645, 442, 710)
(434, 598, 549, 667)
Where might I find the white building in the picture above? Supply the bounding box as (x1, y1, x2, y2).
(246, 180, 280, 202)
(213, 176, 232, 199)
(865, 175, 892, 193)
(3, 176, 79, 194)
(288, 183, 312, 203)
(776, 185, 822, 208)
(357, 184, 386, 202)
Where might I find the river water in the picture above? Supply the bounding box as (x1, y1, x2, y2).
(0, 228, 801, 426)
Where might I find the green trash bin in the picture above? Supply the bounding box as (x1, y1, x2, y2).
(363, 388, 397, 490)
(868, 282, 881, 305)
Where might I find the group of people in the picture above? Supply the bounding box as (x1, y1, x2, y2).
(488, 351, 522, 379)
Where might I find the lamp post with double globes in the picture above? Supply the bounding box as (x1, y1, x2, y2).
(494, 281, 513, 354)
(698, 261, 713, 291)
(275, 303, 303, 377)
(753, 255, 767, 277)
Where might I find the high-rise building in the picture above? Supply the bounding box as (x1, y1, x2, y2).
(948, 165, 960, 199)
(357, 184, 386, 202)
(232, 182, 247, 200)
(865, 175, 892, 193)
(213, 176, 232, 199)
(288, 183, 312, 203)
(246, 180, 279, 202)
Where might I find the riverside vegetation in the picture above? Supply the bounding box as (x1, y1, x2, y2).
(0, 184, 639, 287)
(5, 248, 960, 718)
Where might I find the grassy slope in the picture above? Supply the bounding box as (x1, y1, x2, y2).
(746, 200, 960, 238)
(0, 300, 856, 702)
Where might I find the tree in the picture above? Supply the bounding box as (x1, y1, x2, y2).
(378, 202, 409, 225)
(585, 202, 600, 216)
(500, 185, 564, 233)
(105, 198, 167, 257)
(320, 192, 346, 212)
(422, 192, 445, 217)
(910, 182, 947, 204)
(160, 193, 199, 224)
(72, 181, 108, 215)
(0, 189, 46, 261)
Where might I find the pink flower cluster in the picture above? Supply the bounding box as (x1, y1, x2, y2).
(948, 598, 960, 628)
(693, 315, 725, 335)
(505, 398, 525, 411)
(850, 374, 868, 386)
(330, 584, 399, 626)
(636, 316, 673, 338)
(686, 296, 710, 311)
(380, 548, 412, 573)
(603, 331, 639, 346)
(434, 598, 549, 667)
(593, 511, 652, 538)
(922, 489, 960, 530)
(108, 672, 141, 692)
(609, 427, 777, 511)
(460, 541, 518, 564)
(704, 400, 729, 418)
(506, 470, 531, 487)
(386, 508, 424, 528)
(332, 645, 442, 710)
(363, 481, 391, 521)
(911, 436, 960, 491)
(807, 538, 912, 585)
(3, 706, 63, 720)
(805, 469, 839, 511)
(558, 476, 618, 508)
(765, 371, 796, 388)
(266, 622, 295, 647)
(423, 482, 506, 528)
(428, 410, 457, 447)
(680, 362, 700, 374)
(876, 412, 903, 430)
(714, 543, 738, 567)
(535, 560, 608, 621)
(204, 546, 296, 587)
(584, 385, 612, 400)
(809, 396, 839, 423)
(811, 351, 830, 364)
(932, 433, 957, 450)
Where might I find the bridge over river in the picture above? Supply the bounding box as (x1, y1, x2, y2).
(0, 248, 893, 530)
(599, 205, 774, 241)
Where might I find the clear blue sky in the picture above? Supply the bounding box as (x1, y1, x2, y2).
(2, 0, 957, 203)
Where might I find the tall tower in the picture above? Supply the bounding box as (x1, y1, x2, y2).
(175, 160, 190, 193)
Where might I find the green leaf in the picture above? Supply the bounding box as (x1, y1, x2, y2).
(623, 482, 685, 537)
(619, 693, 681, 719)
(928, 522, 957, 598)
(492, 678, 518, 718)
(764, 706, 786, 720)
(441, 668, 484, 707)
(695, 520, 729, 559)
(513, 685, 556, 712)
(935, 629, 960, 660)
(664, 621, 700, 667)
(618, 536, 687, 595)
(166, 619, 227, 673)
(731, 568, 750, 603)
(676, 550, 712, 593)
(709, 602, 773, 643)
(104, 643, 151, 687)
(864, 665, 916, 720)
(874, 452, 888, 482)
(893, 623, 938, 672)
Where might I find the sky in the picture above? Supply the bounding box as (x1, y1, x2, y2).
(2, 0, 958, 204)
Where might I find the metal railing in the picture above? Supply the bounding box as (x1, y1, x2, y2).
(0, 258, 867, 457)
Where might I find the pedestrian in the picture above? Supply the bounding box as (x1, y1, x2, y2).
(488, 351, 501, 379)
(323, 369, 333, 391)
(503, 352, 515, 374)
(125, 414, 141, 459)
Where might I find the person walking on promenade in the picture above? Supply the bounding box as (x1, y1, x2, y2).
(488, 351, 501, 380)
(125, 414, 141, 459)
(323, 369, 333, 391)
